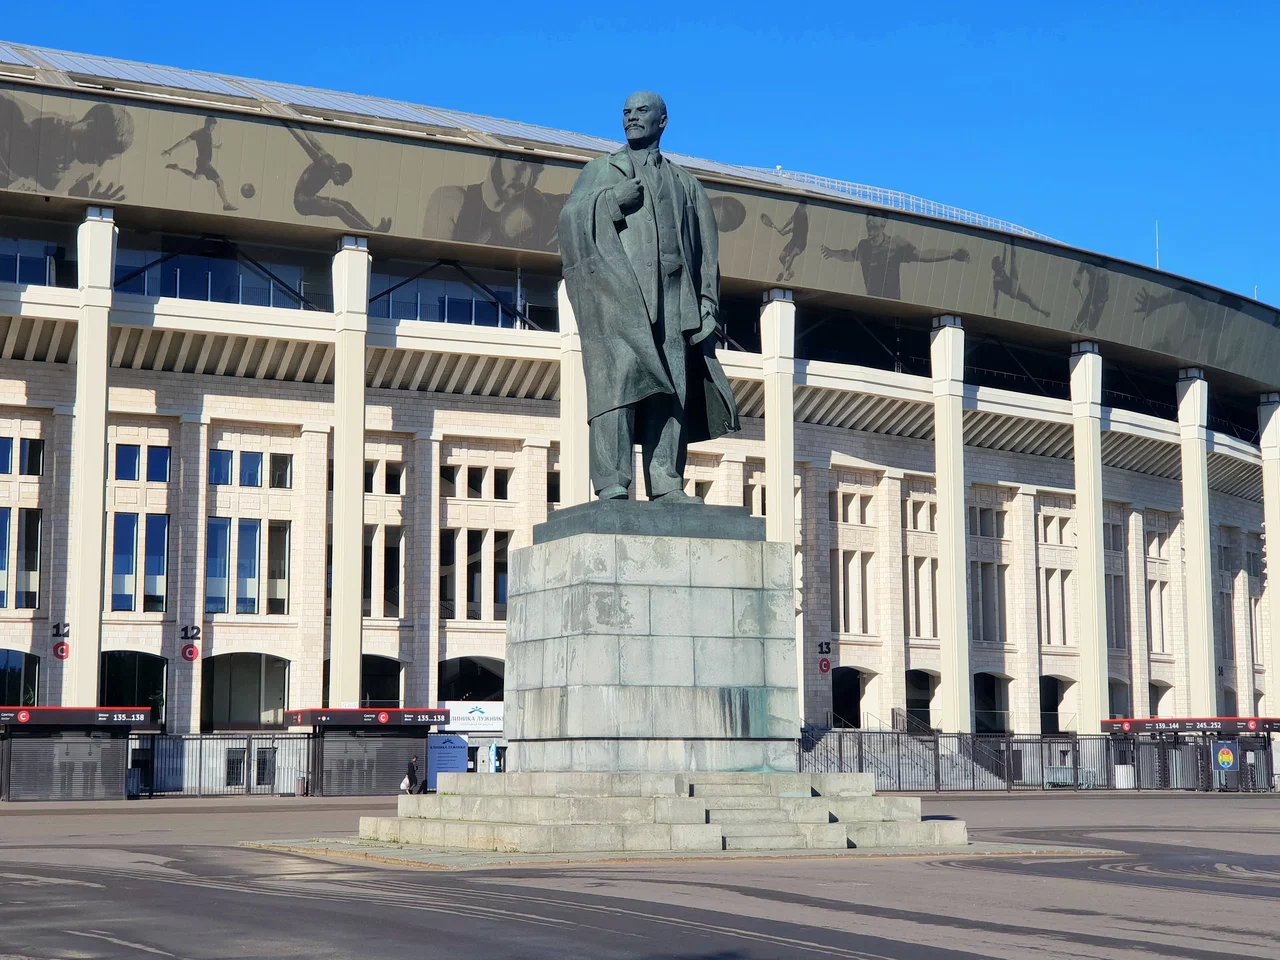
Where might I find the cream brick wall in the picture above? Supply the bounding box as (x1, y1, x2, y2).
(0, 351, 1270, 733)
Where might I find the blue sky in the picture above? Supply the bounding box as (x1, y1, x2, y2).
(6, 3, 1277, 301)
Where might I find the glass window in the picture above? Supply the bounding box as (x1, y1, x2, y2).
(384, 462, 404, 495)
(547, 470, 560, 505)
(494, 531, 510, 621)
(269, 454, 293, 489)
(440, 465, 458, 497)
(362, 525, 375, 617)
(0, 506, 9, 607)
(494, 469, 510, 501)
(467, 529, 484, 619)
(239, 452, 263, 488)
(328, 460, 334, 491)
(147, 446, 171, 483)
(267, 521, 290, 615)
(16, 508, 41, 609)
(205, 518, 231, 614)
(144, 514, 169, 613)
(364, 461, 377, 494)
(0, 648, 39, 707)
(383, 525, 402, 617)
(111, 512, 138, 611)
(209, 449, 233, 485)
(439, 529, 456, 618)
(19, 439, 43, 476)
(237, 519, 260, 614)
(325, 536, 332, 615)
(115, 444, 140, 481)
(0, 437, 10, 474)
(467, 466, 485, 499)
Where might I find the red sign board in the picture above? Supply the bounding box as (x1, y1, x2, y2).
(52, 641, 70, 660)
(818, 657, 831, 674)
(16, 710, 29, 723)
(0, 706, 153, 726)
(181, 644, 199, 662)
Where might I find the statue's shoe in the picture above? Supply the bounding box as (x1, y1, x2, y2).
(597, 485, 629, 500)
(653, 489, 703, 504)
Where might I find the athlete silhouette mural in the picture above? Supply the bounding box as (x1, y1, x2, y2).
(0, 93, 134, 200)
(424, 157, 567, 251)
(821, 214, 969, 300)
(286, 123, 391, 233)
(162, 116, 237, 211)
(761, 202, 809, 282)
(991, 244, 1050, 318)
(1071, 261, 1111, 333)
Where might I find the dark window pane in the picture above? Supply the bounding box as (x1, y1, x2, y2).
(19, 439, 43, 476)
(146, 446, 171, 483)
(209, 449, 233, 485)
(239, 452, 262, 488)
(116, 444, 140, 481)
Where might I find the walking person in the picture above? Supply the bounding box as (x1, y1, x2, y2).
(401, 755, 419, 795)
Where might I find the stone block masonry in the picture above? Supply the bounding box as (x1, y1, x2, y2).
(504, 516, 800, 773)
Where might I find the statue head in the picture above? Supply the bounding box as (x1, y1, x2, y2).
(622, 91, 667, 150)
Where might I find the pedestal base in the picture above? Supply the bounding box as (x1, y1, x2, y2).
(359, 771, 968, 854)
(505, 511, 799, 774)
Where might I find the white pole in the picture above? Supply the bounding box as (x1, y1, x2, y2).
(1155, 220, 1160, 270)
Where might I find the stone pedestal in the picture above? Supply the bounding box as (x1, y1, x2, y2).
(505, 501, 799, 773)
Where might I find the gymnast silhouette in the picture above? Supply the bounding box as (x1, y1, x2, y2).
(286, 123, 391, 233)
(760, 202, 809, 282)
(1071, 262, 1110, 332)
(162, 117, 237, 211)
(991, 244, 1050, 318)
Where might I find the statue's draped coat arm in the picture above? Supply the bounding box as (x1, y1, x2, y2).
(559, 150, 738, 443)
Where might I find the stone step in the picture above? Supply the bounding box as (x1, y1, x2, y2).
(689, 782, 772, 797)
(708, 807, 792, 824)
(724, 834, 807, 851)
(361, 816, 724, 853)
(845, 819, 969, 849)
(809, 795, 923, 823)
(717, 821, 806, 838)
(697, 795, 784, 810)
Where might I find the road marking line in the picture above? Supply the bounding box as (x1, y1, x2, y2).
(63, 931, 178, 957)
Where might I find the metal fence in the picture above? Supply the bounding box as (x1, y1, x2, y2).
(127, 734, 315, 798)
(799, 728, 1275, 793)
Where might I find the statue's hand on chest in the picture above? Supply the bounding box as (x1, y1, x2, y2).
(611, 177, 644, 214)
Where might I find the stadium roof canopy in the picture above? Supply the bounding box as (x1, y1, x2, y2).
(0, 41, 1054, 242)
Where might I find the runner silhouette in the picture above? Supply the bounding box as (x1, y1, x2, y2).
(991, 244, 1050, 318)
(162, 117, 237, 211)
(286, 123, 391, 233)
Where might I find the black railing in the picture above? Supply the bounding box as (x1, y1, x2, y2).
(799, 728, 1274, 793)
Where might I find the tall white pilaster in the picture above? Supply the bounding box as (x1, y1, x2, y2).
(1257, 394, 1280, 717)
(65, 207, 116, 707)
(760, 289, 800, 720)
(329, 235, 370, 709)
(760, 289, 796, 545)
(1177, 368, 1215, 717)
(557, 281, 591, 506)
(1070, 342, 1107, 733)
(930, 315, 971, 732)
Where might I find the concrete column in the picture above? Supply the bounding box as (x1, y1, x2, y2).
(1257, 394, 1280, 717)
(1124, 506, 1152, 718)
(329, 235, 370, 709)
(1009, 488, 1042, 734)
(519, 438, 551, 543)
(930, 315, 972, 732)
(47, 406, 74, 706)
(1069, 342, 1107, 733)
(296, 424, 329, 710)
(760, 289, 796, 545)
(171, 415, 208, 732)
(1230, 530, 1255, 714)
(557, 281, 590, 506)
(1177, 368, 1215, 717)
(720, 453, 746, 507)
(878, 470, 908, 728)
(409, 433, 439, 709)
(800, 466, 833, 726)
(65, 206, 116, 707)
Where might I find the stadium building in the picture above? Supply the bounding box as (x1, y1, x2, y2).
(0, 41, 1276, 749)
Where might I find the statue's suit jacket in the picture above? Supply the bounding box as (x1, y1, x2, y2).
(558, 147, 738, 443)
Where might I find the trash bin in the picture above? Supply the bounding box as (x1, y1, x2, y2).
(296, 774, 308, 797)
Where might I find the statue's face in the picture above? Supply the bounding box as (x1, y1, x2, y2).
(622, 93, 666, 147)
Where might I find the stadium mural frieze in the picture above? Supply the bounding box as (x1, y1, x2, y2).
(2, 84, 1278, 388)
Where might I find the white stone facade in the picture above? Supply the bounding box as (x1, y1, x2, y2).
(0, 211, 1272, 736)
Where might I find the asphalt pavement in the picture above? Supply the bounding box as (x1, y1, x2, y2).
(1, 791, 1278, 959)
